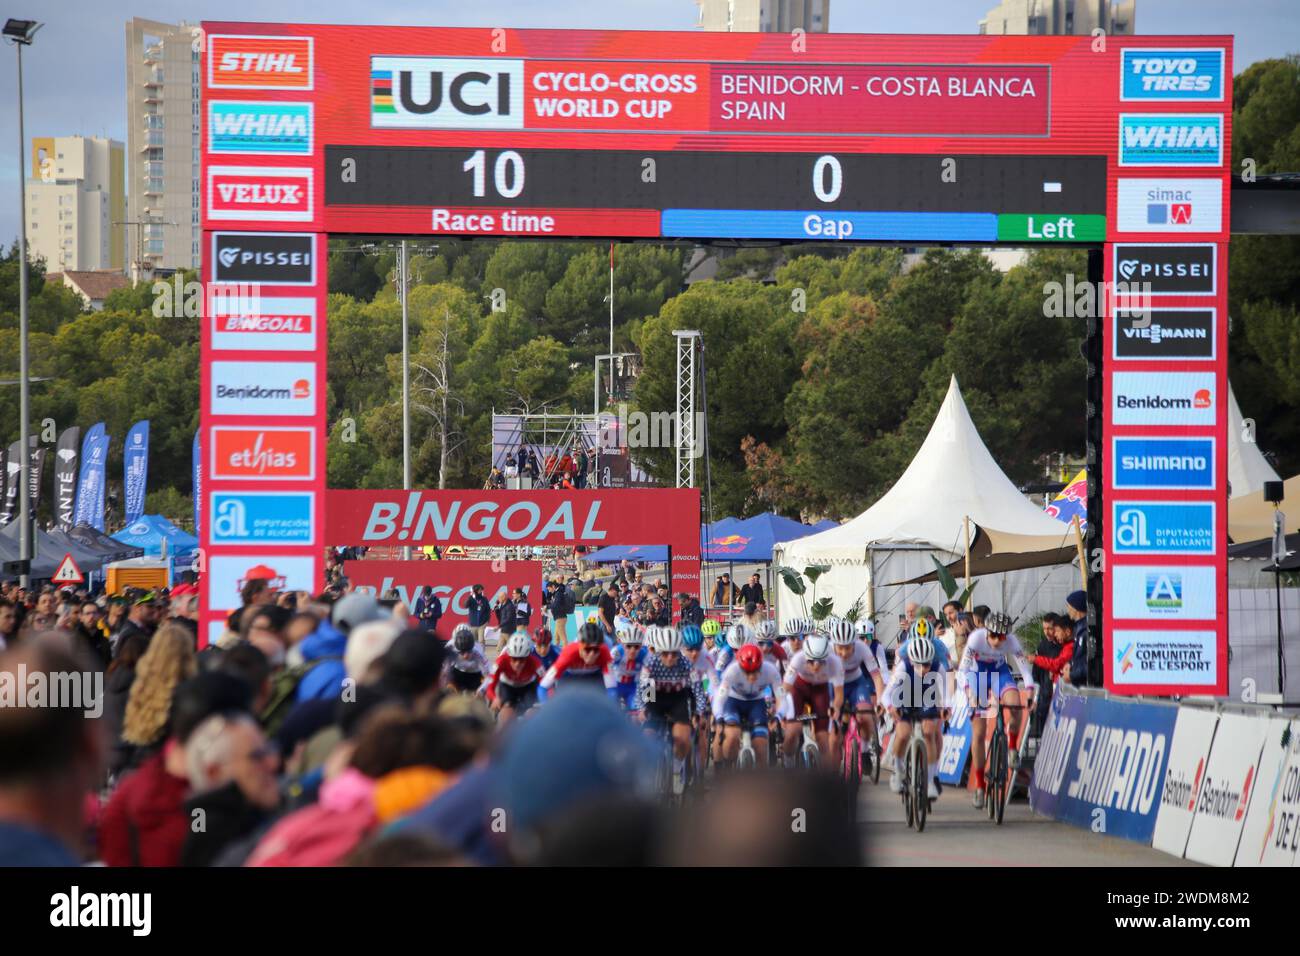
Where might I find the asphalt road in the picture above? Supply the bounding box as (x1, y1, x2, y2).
(856, 773, 1194, 867)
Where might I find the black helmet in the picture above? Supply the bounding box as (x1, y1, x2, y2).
(452, 624, 475, 653)
(580, 622, 605, 645)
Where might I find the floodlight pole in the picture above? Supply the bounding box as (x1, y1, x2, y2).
(14, 37, 31, 588)
(400, 239, 411, 561)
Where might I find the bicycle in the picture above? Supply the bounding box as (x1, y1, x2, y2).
(650, 718, 686, 801)
(838, 710, 864, 812)
(795, 711, 821, 769)
(982, 701, 1029, 826)
(897, 708, 932, 832)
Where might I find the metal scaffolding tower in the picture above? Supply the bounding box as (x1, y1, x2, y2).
(674, 330, 701, 488)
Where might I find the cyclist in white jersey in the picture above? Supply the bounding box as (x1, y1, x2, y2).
(959, 611, 1036, 808)
(780, 632, 844, 765)
(718, 644, 782, 766)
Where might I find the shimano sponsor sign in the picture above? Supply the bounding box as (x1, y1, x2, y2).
(1112, 565, 1217, 621)
(1121, 49, 1225, 102)
(1111, 371, 1215, 427)
(1031, 691, 1176, 843)
(1119, 114, 1223, 167)
(1112, 501, 1216, 556)
(210, 491, 315, 546)
(1113, 437, 1215, 490)
(1113, 309, 1215, 360)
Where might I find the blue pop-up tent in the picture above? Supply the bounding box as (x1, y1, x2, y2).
(112, 514, 200, 570)
(585, 518, 741, 565)
(703, 513, 830, 562)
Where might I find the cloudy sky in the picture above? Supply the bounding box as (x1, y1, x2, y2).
(2, 0, 1296, 247)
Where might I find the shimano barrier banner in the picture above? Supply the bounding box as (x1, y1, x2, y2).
(1029, 690, 1177, 844)
(937, 693, 974, 786)
(123, 420, 150, 524)
(54, 426, 80, 531)
(341, 560, 544, 639)
(74, 423, 109, 531)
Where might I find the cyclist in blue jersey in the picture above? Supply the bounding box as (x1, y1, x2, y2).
(883, 623, 948, 801)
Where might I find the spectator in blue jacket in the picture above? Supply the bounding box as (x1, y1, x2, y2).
(466, 584, 492, 644)
(1065, 590, 1089, 687)
(413, 589, 443, 637)
(296, 593, 386, 703)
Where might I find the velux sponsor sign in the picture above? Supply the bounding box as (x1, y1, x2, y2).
(207, 166, 313, 222)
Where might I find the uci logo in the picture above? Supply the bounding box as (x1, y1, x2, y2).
(1116, 508, 1150, 548)
(214, 498, 250, 539)
(372, 57, 524, 130)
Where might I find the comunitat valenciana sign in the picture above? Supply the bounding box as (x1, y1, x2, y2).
(199, 24, 1231, 692)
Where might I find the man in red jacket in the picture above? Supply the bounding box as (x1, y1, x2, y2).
(1030, 613, 1073, 732)
(98, 673, 253, 866)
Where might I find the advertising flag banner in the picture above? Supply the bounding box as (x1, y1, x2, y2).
(0, 440, 21, 526)
(54, 426, 81, 530)
(193, 431, 202, 539)
(74, 423, 109, 531)
(124, 420, 150, 524)
(28, 443, 46, 515)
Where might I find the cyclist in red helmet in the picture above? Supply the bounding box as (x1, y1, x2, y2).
(718, 643, 782, 767)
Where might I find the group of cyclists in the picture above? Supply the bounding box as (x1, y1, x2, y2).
(436, 601, 1037, 806)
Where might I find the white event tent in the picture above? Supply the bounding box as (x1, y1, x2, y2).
(773, 376, 1079, 638)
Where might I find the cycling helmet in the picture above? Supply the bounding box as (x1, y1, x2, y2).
(580, 622, 605, 645)
(803, 633, 831, 661)
(619, 624, 644, 646)
(827, 618, 856, 646)
(985, 611, 1013, 636)
(701, 619, 721, 637)
(452, 626, 475, 654)
(757, 620, 778, 643)
(532, 626, 552, 644)
(505, 633, 532, 658)
(908, 636, 936, 666)
(781, 617, 801, 638)
(726, 623, 752, 651)
(648, 626, 683, 654)
(855, 619, 875, 638)
(736, 644, 764, 673)
(680, 624, 704, 650)
(908, 618, 934, 642)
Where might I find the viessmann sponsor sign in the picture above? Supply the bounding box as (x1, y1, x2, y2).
(1113, 309, 1215, 360)
(370, 56, 1051, 136)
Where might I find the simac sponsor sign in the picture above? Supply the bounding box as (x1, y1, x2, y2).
(207, 166, 314, 222)
(1112, 565, 1217, 621)
(1112, 501, 1215, 556)
(1116, 178, 1223, 234)
(211, 361, 316, 417)
(208, 35, 313, 90)
(206, 554, 318, 613)
(1119, 114, 1223, 167)
(1113, 244, 1215, 295)
(212, 232, 315, 285)
(210, 426, 315, 481)
(1029, 691, 1176, 844)
(210, 491, 314, 546)
(1113, 437, 1215, 490)
(1111, 371, 1215, 427)
(210, 295, 316, 352)
(1121, 49, 1224, 102)
(1113, 630, 1217, 686)
(209, 101, 313, 155)
(1113, 309, 1215, 360)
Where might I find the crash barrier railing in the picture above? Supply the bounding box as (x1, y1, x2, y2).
(1029, 686, 1300, 866)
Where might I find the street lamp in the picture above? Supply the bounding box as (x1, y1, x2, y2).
(6, 18, 42, 588)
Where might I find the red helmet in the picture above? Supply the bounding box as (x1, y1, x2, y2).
(736, 644, 764, 673)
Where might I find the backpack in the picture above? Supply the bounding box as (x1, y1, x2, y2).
(261, 656, 341, 738)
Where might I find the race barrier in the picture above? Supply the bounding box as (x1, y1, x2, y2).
(1030, 687, 1300, 866)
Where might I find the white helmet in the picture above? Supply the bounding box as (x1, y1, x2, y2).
(855, 619, 875, 638)
(758, 620, 778, 641)
(908, 636, 936, 666)
(619, 624, 644, 646)
(827, 618, 855, 646)
(505, 633, 533, 658)
(803, 634, 831, 661)
(648, 626, 683, 654)
(726, 623, 752, 651)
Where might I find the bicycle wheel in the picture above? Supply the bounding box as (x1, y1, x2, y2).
(802, 740, 820, 770)
(903, 759, 915, 828)
(844, 738, 862, 816)
(911, 741, 928, 833)
(868, 736, 881, 786)
(991, 732, 1008, 825)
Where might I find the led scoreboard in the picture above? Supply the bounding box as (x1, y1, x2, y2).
(200, 24, 1232, 696)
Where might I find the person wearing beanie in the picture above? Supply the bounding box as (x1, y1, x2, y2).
(1064, 590, 1089, 687)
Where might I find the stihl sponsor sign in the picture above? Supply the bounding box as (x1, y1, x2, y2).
(327, 489, 701, 549)
(208, 35, 313, 90)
